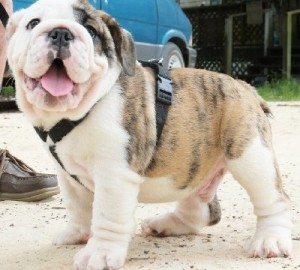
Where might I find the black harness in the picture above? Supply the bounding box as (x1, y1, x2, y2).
(140, 59, 173, 141)
(33, 60, 173, 189)
(34, 116, 88, 186)
(0, 3, 9, 28)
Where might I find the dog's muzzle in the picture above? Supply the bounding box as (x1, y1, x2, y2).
(48, 27, 74, 60)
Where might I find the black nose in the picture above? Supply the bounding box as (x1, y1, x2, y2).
(48, 28, 74, 48)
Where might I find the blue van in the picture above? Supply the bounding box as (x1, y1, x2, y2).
(13, 0, 196, 69)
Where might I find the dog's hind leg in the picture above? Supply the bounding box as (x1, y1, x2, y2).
(142, 159, 225, 237)
(226, 135, 292, 258)
(142, 193, 221, 237)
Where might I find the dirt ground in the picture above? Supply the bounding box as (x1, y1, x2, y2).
(0, 102, 299, 270)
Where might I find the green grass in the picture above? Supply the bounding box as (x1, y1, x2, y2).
(257, 79, 300, 101)
(1, 79, 300, 101)
(1, 85, 15, 96)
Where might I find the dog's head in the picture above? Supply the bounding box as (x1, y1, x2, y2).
(7, 0, 136, 122)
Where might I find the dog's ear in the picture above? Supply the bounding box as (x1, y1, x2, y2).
(6, 9, 25, 40)
(101, 13, 136, 76)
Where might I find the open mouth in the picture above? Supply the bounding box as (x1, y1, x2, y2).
(24, 59, 76, 97)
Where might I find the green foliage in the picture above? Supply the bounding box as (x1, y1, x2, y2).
(1, 79, 300, 101)
(1, 86, 15, 96)
(257, 79, 300, 101)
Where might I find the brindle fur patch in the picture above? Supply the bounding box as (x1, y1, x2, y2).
(120, 65, 157, 174)
(208, 195, 221, 226)
(119, 68, 276, 190)
(73, 3, 120, 65)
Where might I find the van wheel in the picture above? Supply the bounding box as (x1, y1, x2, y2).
(162, 42, 184, 69)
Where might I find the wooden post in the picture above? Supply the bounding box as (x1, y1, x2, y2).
(264, 9, 273, 57)
(286, 13, 292, 80)
(224, 10, 273, 76)
(225, 17, 233, 76)
(283, 10, 300, 80)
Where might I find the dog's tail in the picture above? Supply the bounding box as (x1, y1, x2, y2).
(238, 79, 272, 117)
(259, 96, 272, 116)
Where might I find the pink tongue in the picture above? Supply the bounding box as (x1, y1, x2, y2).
(41, 62, 74, 97)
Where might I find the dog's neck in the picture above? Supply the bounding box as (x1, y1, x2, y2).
(33, 114, 88, 143)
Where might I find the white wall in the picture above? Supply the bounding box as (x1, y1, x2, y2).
(179, 0, 210, 8)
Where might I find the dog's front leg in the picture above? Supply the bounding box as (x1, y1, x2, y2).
(74, 169, 141, 270)
(53, 170, 93, 245)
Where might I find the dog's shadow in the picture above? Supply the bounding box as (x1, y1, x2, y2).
(127, 232, 245, 269)
(4, 230, 278, 270)
(2, 242, 78, 270)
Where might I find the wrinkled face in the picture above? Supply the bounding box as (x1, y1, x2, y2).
(7, 0, 135, 115)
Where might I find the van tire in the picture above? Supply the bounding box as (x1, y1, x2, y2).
(162, 42, 184, 69)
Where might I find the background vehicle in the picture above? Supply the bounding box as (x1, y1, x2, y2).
(13, 0, 196, 69)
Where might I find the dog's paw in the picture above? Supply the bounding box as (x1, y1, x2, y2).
(73, 237, 127, 270)
(141, 212, 199, 237)
(53, 226, 91, 245)
(245, 227, 292, 258)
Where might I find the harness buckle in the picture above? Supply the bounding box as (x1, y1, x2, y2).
(157, 74, 173, 105)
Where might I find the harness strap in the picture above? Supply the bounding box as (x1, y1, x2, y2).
(34, 115, 88, 188)
(0, 3, 9, 28)
(140, 59, 173, 142)
(47, 118, 86, 143)
(48, 145, 81, 183)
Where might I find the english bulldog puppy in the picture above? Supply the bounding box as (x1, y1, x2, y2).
(7, 0, 292, 269)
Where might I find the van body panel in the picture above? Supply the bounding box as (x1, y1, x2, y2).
(13, 0, 196, 67)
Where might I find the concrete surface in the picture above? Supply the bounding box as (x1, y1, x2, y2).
(0, 102, 299, 270)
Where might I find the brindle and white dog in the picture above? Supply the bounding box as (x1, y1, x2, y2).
(7, 0, 292, 269)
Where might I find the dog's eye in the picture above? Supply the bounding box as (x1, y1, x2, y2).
(27, 18, 41, 30)
(85, 25, 97, 39)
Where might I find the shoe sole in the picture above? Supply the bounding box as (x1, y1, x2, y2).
(0, 186, 60, 202)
